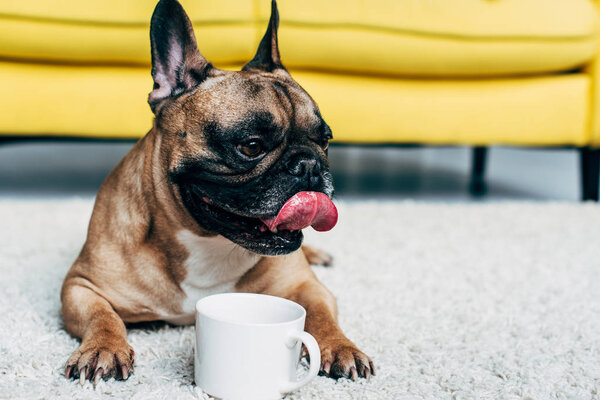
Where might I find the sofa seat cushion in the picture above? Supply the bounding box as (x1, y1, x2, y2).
(0, 62, 589, 146)
(0, 0, 598, 77)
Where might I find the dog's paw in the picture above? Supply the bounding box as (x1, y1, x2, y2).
(64, 336, 134, 385)
(318, 339, 374, 381)
(302, 245, 333, 267)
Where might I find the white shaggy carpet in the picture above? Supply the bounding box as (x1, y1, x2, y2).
(1, 198, 599, 400)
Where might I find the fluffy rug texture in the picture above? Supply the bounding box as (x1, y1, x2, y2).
(1, 198, 599, 400)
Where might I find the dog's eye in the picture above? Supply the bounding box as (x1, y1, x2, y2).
(320, 122, 332, 151)
(238, 140, 264, 158)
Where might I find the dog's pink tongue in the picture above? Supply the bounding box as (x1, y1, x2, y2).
(261, 192, 338, 232)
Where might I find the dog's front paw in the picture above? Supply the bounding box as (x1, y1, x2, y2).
(64, 336, 134, 385)
(302, 245, 333, 267)
(319, 338, 374, 381)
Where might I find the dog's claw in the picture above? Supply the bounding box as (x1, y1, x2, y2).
(79, 367, 87, 385)
(65, 366, 73, 379)
(93, 368, 104, 388)
(369, 360, 376, 376)
(350, 366, 358, 381)
(323, 361, 331, 375)
(121, 365, 128, 380)
(363, 365, 371, 382)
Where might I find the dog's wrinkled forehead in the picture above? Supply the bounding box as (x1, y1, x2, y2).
(189, 72, 321, 134)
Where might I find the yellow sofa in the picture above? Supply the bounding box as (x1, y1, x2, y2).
(1, 0, 599, 199)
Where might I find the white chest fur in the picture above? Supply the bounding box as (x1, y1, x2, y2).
(165, 230, 260, 324)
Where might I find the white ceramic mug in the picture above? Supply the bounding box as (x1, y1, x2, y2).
(195, 293, 321, 400)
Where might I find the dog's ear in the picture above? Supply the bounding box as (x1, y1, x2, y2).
(243, 0, 284, 72)
(148, 0, 212, 113)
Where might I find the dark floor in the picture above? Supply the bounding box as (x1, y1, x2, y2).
(0, 141, 581, 201)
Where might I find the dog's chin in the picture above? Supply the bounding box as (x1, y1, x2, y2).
(225, 227, 303, 256)
(179, 189, 303, 256)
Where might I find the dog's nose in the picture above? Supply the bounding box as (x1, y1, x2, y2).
(287, 157, 321, 189)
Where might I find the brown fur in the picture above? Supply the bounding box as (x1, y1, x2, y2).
(61, 0, 373, 385)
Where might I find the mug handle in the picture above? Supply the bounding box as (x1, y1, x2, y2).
(280, 331, 321, 394)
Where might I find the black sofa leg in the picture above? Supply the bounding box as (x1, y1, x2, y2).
(469, 146, 488, 196)
(580, 147, 600, 201)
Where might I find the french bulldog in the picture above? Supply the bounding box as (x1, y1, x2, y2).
(61, 0, 374, 386)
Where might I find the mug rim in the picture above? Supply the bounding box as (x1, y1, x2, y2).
(195, 292, 306, 327)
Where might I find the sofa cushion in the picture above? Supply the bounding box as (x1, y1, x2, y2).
(0, 62, 589, 146)
(272, 0, 600, 77)
(0, 0, 258, 66)
(0, 0, 598, 77)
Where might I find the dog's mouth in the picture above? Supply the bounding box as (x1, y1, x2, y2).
(198, 196, 304, 254)
(180, 187, 337, 256)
